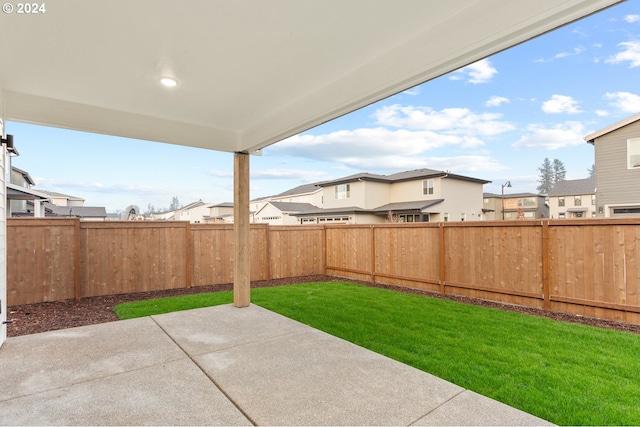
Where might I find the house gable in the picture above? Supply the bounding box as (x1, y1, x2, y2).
(587, 115, 640, 216)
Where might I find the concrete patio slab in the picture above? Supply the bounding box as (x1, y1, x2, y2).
(413, 390, 553, 426)
(0, 358, 252, 426)
(0, 317, 184, 401)
(0, 304, 554, 426)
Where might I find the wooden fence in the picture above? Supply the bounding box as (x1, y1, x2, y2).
(7, 218, 640, 325)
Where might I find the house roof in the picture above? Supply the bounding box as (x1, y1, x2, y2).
(6, 183, 50, 200)
(35, 190, 85, 202)
(584, 113, 640, 143)
(273, 183, 323, 198)
(0, 1, 620, 154)
(211, 202, 234, 208)
(373, 200, 445, 212)
(318, 168, 490, 187)
(11, 166, 35, 186)
(548, 178, 595, 196)
(484, 192, 544, 199)
(43, 202, 107, 218)
(269, 202, 320, 214)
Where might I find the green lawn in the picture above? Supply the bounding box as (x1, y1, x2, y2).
(114, 281, 640, 425)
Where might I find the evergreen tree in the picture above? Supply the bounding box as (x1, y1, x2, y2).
(552, 159, 566, 184)
(170, 196, 181, 211)
(588, 164, 595, 178)
(536, 157, 554, 193)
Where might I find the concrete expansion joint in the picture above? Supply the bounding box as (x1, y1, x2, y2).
(149, 315, 258, 426)
(408, 389, 466, 426)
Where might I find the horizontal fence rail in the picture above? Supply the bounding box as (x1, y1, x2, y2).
(6, 218, 640, 325)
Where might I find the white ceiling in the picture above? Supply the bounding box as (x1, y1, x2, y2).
(0, 0, 623, 154)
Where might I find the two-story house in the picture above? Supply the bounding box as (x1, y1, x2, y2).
(548, 178, 596, 219)
(252, 183, 323, 224)
(585, 113, 640, 217)
(279, 168, 490, 224)
(484, 193, 548, 220)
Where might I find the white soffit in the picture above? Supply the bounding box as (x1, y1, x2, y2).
(0, 0, 623, 154)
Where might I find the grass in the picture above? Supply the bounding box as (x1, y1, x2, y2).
(114, 281, 640, 426)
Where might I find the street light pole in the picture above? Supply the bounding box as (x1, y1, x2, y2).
(501, 181, 512, 220)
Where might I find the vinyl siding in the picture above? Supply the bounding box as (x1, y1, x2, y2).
(594, 120, 640, 213)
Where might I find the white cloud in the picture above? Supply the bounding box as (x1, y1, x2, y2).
(624, 14, 639, 23)
(595, 110, 610, 117)
(511, 121, 586, 150)
(373, 104, 514, 136)
(541, 95, 583, 114)
(606, 41, 640, 67)
(450, 59, 497, 84)
(486, 96, 510, 107)
(252, 169, 329, 182)
(554, 46, 586, 59)
(604, 91, 640, 113)
(402, 88, 420, 96)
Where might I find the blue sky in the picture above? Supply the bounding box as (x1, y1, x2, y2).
(7, 1, 640, 213)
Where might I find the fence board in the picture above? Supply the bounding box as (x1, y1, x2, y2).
(6, 218, 640, 325)
(7, 219, 77, 305)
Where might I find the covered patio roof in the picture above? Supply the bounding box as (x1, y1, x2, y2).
(0, 0, 622, 154)
(0, 0, 624, 309)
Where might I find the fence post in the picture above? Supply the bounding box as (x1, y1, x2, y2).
(185, 222, 192, 288)
(370, 225, 376, 283)
(439, 223, 446, 295)
(74, 219, 81, 300)
(542, 220, 551, 311)
(265, 224, 271, 280)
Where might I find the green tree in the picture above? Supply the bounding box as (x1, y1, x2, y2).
(536, 157, 554, 193)
(588, 164, 595, 178)
(552, 158, 566, 184)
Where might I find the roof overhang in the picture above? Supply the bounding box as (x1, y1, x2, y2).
(6, 183, 50, 201)
(584, 112, 640, 144)
(0, 0, 623, 153)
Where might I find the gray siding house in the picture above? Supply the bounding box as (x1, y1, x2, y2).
(548, 178, 596, 219)
(585, 113, 640, 217)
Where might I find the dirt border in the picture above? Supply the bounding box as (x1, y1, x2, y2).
(7, 275, 640, 337)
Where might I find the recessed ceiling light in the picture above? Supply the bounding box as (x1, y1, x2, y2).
(160, 77, 178, 87)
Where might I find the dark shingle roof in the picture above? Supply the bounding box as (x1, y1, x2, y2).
(548, 178, 595, 196)
(269, 202, 320, 213)
(373, 199, 444, 212)
(43, 202, 107, 218)
(318, 168, 489, 186)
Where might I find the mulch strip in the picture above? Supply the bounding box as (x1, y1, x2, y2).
(7, 275, 640, 337)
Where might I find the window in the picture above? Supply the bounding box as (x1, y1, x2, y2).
(423, 179, 434, 195)
(518, 197, 536, 207)
(613, 207, 640, 215)
(443, 212, 449, 222)
(574, 195, 582, 206)
(335, 184, 350, 199)
(558, 196, 565, 207)
(524, 212, 534, 218)
(558, 212, 566, 219)
(591, 194, 596, 205)
(483, 198, 489, 204)
(628, 138, 640, 169)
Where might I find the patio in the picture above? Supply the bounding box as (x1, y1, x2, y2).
(0, 304, 551, 425)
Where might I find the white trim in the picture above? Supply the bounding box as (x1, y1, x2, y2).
(627, 138, 640, 170)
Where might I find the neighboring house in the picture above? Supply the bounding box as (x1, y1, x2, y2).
(7, 167, 49, 217)
(485, 193, 548, 220)
(585, 113, 640, 217)
(41, 202, 107, 221)
(175, 200, 209, 223)
(282, 169, 490, 224)
(25, 190, 107, 220)
(254, 202, 319, 225)
(548, 178, 596, 219)
(203, 202, 234, 224)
